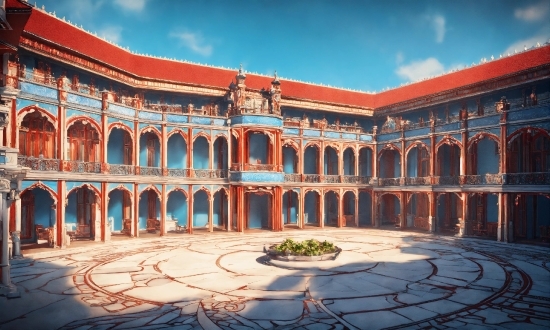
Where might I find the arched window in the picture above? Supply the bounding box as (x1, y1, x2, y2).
(19, 112, 56, 158)
(67, 121, 100, 162)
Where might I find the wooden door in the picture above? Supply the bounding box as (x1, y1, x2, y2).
(20, 191, 34, 240)
(148, 190, 157, 219)
(76, 188, 94, 238)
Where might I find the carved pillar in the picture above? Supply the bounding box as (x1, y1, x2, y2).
(161, 123, 167, 173)
(372, 192, 379, 227)
(400, 135, 406, 179)
(11, 198, 22, 258)
(226, 188, 232, 231)
(1, 194, 13, 286)
(10, 95, 16, 149)
(299, 139, 304, 176)
(319, 189, 325, 228)
(429, 192, 436, 232)
(133, 184, 139, 237)
(188, 186, 194, 234)
(372, 143, 378, 179)
(338, 190, 343, 228)
(101, 109, 108, 170)
(134, 121, 140, 168)
(57, 181, 65, 247)
(354, 189, 359, 227)
(500, 111, 508, 174)
(460, 123, 468, 176)
(319, 141, 324, 176)
(354, 148, 359, 177)
(208, 192, 213, 232)
(430, 133, 436, 182)
(237, 187, 244, 232)
(160, 184, 166, 236)
(400, 192, 406, 228)
(208, 133, 213, 170)
(101, 182, 107, 241)
(338, 144, 343, 177)
(461, 192, 469, 237)
(59, 105, 66, 164)
(299, 189, 305, 229)
(187, 127, 193, 171)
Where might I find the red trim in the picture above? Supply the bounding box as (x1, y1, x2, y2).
(22, 8, 550, 110)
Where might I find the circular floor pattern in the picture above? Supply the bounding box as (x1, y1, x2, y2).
(5, 229, 550, 330)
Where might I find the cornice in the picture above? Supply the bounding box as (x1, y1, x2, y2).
(375, 64, 550, 117)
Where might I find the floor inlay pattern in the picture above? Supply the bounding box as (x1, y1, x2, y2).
(1, 229, 549, 329)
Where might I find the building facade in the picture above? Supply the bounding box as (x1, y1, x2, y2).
(1, 0, 549, 258)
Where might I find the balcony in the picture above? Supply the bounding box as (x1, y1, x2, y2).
(303, 174, 321, 183)
(18, 156, 60, 171)
(378, 178, 402, 187)
(105, 164, 135, 175)
(192, 169, 228, 179)
(167, 168, 190, 178)
(284, 173, 301, 182)
(405, 177, 431, 185)
(231, 163, 282, 172)
(62, 160, 101, 173)
(506, 172, 550, 185)
(139, 166, 162, 176)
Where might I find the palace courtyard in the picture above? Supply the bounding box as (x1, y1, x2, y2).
(1, 229, 549, 330)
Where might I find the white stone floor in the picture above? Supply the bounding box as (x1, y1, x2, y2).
(1, 228, 549, 330)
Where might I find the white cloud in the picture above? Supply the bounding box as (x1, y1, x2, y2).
(170, 31, 213, 56)
(57, 0, 105, 21)
(395, 51, 404, 65)
(114, 0, 148, 12)
(396, 57, 445, 82)
(97, 26, 123, 43)
(514, 1, 550, 22)
(429, 14, 446, 43)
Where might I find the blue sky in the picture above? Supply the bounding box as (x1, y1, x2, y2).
(34, 0, 550, 92)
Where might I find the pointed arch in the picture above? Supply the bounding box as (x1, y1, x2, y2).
(193, 131, 211, 143)
(139, 185, 162, 200)
(66, 183, 101, 204)
(107, 122, 134, 143)
(140, 125, 161, 138)
(21, 181, 58, 205)
(405, 141, 431, 159)
(66, 116, 102, 135)
(17, 105, 57, 128)
(435, 135, 462, 150)
(167, 128, 189, 142)
(167, 186, 189, 199)
(378, 143, 401, 157)
(108, 184, 134, 198)
(282, 139, 299, 152)
(468, 132, 500, 152)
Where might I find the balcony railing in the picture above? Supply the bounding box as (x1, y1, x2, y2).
(18, 156, 60, 171)
(106, 164, 135, 175)
(506, 172, 550, 185)
(167, 168, 190, 177)
(433, 176, 461, 185)
(323, 175, 340, 183)
(378, 178, 402, 186)
(303, 174, 321, 183)
(139, 166, 163, 176)
(284, 173, 302, 182)
(341, 175, 361, 184)
(192, 169, 228, 179)
(460, 174, 504, 185)
(405, 177, 431, 185)
(62, 160, 102, 173)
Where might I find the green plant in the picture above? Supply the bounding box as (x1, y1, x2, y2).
(273, 238, 336, 256)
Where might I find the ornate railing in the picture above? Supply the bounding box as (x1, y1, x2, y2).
(434, 176, 461, 185)
(106, 164, 135, 175)
(506, 172, 550, 185)
(18, 156, 60, 171)
(167, 168, 190, 177)
(341, 175, 361, 184)
(405, 177, 431, 185)
(378, 178, 401, 186)
(62, 160, 101, 173)
(284, 173, 302, 182)
(139, 166, 163, 176)
(460, 174, 504, 185)
(360, 176, 374, 184)
(303, 174, 321, 183)
(191, 169, 228, 179)
(323, 175, 340, 183)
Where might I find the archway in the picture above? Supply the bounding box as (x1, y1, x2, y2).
(437, 143, 460, 176)
(193, 136, 209, 169)
(282, 190, 298, 225)
(19, 111, 56, 159)
(67, 120, 100, 162)
(107, 128, 132, 165)
(21, 188, 55, 243)
(304, 145, 320, 174)
(407, 193, 430, 231)
(359, 147, 373, 177)
(358, 191, 372, 226)
(248, 132, 271, 165)
(140, 132, 160, 167)
(343, 191, 356, 226)
(247, 192, 271, 229)
(324, 191, 339, 226)
(468, 193, 498, 238)
(343, 148, 355, 175)
(193, 190, 209, 228)
(407, 144, 430, 177)
(436, 193, 463, 234)
(167, 190, 188, 232)
(304, 191, 320, 226)
(324, 146, 338, 175)
(213, 136, 228, 170)
(66, 186, 99, 240)
(379, 148, 400, 178)
(282, 145, 298, 173)
(138, 189, 160, 233)
(379, 193, 400, 226)
(468, 135, 499, 175)
(107, 188, 132, 235)
(167, 133, 187, 169)
(213, 189, 228, 229)
(508, 128, 550, 173)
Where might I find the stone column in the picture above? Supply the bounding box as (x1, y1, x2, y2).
(208, 192, 214, 233)
(188, 185, 194, 234)
(429, 192, 436, 232)
(226, 188, 232, 232)
(160, 184, 166, 236)
(133, 184, 139, 238)
(11, 197, 22, 258)
(319, 190, 325, 228)
(1, 194, 13, 287)
(354, 190, 359, 227)
(400, 192, 406, 228)
(372, 192, 379, 227)
(298, 189, 305, 229)
(461, 192, 469, 237)
(101, 182, 108, 242)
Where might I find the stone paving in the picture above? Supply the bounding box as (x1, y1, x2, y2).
(0, 228, 549, 330)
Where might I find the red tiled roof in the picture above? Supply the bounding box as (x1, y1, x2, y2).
(22, 7, 550, 110)
(6, 0, 32, 10)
